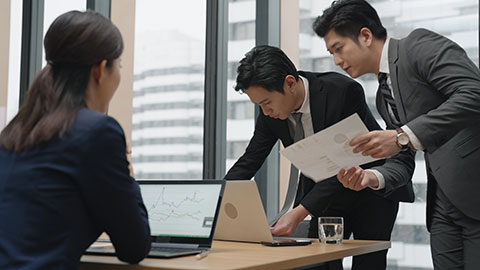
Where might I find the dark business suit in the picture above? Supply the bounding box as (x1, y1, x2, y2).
(226, 71, 415, 270)
(382, 28, 480, 268)
(0, 108, 151, 270)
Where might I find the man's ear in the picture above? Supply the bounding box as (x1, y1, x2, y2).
(284, 75, 297, 93)
(358, 27, 374, 47)
(91, 60, 108, 84)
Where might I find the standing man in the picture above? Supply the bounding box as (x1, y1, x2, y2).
(313, 1, 480, 269)
(225, 45, 414, 270)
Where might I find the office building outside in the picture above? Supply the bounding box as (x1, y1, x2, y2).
(131, 1, 478, 269)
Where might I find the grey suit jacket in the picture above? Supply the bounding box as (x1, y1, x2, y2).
(382, 28, 480, 220)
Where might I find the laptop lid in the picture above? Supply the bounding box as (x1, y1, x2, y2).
(138, 180, 225, 249)
(214, 180, 274, 243)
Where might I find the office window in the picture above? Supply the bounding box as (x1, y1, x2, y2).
(225, 0, 256, 171)
(132, 0, 206, 180)
(227, 141, 250, 160)
(4, 0, 23, 127)
(227, 100, 255, 120)
(229, 21, 255, 41)
(298, 0, 478, 269)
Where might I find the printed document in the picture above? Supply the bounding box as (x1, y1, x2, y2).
(280, 113, 381, 182)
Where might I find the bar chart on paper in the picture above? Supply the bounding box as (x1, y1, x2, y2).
(140, 184, 222, 238)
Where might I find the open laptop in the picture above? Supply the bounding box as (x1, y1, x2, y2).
(214, 180, 309, 243)
(86, 180, 225, 258)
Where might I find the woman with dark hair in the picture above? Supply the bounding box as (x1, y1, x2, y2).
(0, 11, 150, 269)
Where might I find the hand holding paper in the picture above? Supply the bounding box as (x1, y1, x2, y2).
(350, 129, 401, 158)
(280, 113, 382, 182)
(337, 167, 379, 191)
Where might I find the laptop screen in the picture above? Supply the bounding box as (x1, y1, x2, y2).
(137, 180, 224, 246)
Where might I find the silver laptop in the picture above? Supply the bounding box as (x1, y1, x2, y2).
(87, 180, 225, 258)
(214, 180, 304, 243)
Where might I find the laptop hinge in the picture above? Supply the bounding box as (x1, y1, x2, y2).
(151, 243, 200, 249)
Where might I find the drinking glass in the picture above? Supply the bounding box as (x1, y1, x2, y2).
(318, 217, 343, 244)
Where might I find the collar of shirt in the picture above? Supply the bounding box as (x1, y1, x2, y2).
(378, 37, 395, 97)
(379, 37, 391, 75)
(294, 74, 310, 114)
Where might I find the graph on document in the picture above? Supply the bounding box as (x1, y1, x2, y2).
(140, 184, 221, 237)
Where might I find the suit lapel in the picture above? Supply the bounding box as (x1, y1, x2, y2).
(388, 39, 407, 124)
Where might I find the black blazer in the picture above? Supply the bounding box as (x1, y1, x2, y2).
(226, 71, 415, 217)
(0, 108, 151, 269)
(382, 28, 480, 221)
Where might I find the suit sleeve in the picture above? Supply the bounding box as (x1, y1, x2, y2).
(225, 113, 278, 180)
(79, 117, 151, 264)
(405, 29, 480, 152)
(347, 79, 415, 200)
(371, 151, 415, 198)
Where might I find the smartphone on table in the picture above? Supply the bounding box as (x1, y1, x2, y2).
(261, 239, 312, 247)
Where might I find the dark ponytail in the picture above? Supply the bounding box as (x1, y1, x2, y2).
(0, 10, 123, 152)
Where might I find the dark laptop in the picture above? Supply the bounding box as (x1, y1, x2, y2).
(86, 180, 225, 258)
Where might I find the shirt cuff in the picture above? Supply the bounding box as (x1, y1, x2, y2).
(402, 125, 424, 151)
(366, 169, 385, 190)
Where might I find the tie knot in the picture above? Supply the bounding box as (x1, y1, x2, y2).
(291, 112, 302, 123)
(378, 72, 387, 83)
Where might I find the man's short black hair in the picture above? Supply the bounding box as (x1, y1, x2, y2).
(312, 0, 387, 42)
(234, 45, 299, 94)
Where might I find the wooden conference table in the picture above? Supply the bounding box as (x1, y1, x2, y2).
(81, 239, 390, 270)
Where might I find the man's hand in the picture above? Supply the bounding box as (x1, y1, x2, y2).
(337, 167, 379, 191)
(271, 205, 309, 236)
(350, 130, 400, 158)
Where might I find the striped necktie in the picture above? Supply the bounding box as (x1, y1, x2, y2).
(378, 72, 400, 124)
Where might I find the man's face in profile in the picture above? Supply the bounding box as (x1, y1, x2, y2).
(245, 85, 297, 120)
(324, 29, 373, 78)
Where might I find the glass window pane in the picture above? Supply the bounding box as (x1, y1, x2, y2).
(132, 0, 206, 180)
(226, 0, 256, 171)
(299, 0, 478, 269)
(5, 0, 23, 126)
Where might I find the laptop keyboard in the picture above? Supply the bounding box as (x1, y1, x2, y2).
(150, 246, 200, 255)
